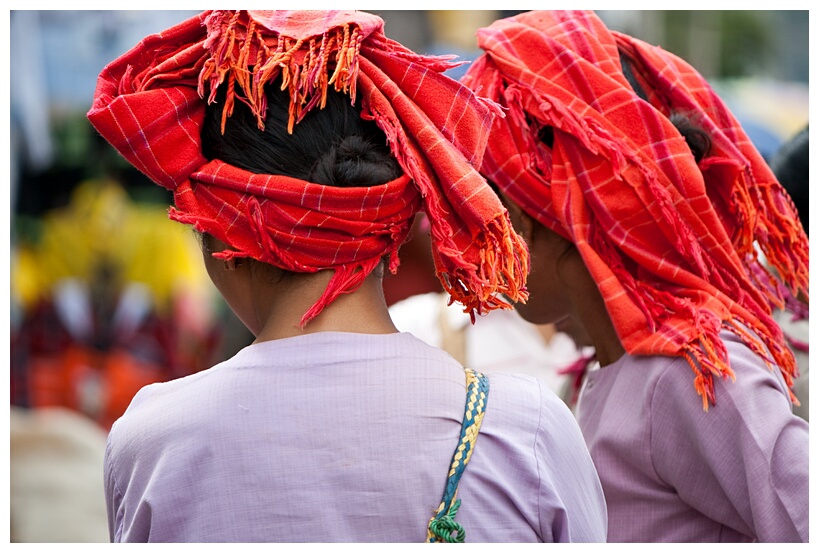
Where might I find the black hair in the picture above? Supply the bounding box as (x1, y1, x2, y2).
(201, 80, 402, 187)
(199, 80, 400, 279)
(619, 51, 650, 103)
(769, 126, 809, 235)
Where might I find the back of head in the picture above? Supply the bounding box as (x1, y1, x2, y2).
(202, 81, 401, 188)
(461, 9, 809, 410)
(769, 126, 808, 236)
(88, 9, 529, 327)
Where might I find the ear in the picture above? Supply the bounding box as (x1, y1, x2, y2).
(503, 198, 537, 244)
(518, 210, 538, 245)
(223, 258, 244, 271)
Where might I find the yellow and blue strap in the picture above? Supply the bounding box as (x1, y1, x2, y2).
(426, 368, 489, 543)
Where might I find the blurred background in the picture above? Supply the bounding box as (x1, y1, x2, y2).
(8, 10, 809, 543)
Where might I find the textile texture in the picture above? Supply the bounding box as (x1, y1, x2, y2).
(87, 10, 528, 325)
(577, 329, 808, 542)
(104, 332, 608, 542)
(461, 10, 809, 410)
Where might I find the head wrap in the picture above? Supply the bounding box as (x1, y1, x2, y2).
(461, 10, 808, 410)
(87, 10, 528, 326)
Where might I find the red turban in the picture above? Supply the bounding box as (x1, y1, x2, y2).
(87, 10, 529, 325)
(462, 10, 808, 410)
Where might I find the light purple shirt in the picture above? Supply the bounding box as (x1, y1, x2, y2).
(576, 329, 809, 542)
(105, 331, 607, 542)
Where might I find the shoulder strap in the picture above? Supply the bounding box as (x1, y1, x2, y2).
(426, 368, 489, 543)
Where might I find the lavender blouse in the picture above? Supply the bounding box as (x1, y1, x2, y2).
(576, 329, 808, 542)
(104, 331, 607, 542)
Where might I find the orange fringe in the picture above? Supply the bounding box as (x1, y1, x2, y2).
(682, 310, 803, 412)
(200, 14, 364, 135)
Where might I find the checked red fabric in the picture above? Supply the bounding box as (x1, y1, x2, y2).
(462, 10, 809, 410)
(87, 10, 529, 325)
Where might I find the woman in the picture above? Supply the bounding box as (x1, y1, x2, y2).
(461, 10, 808, 543)
(87, 10, 607, 543)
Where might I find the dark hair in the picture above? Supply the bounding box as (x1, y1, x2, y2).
(769, 126, 809, 235)
(199, 81, 400, 279)
(619, 51, 650, 103)
(201, 80, 402, 187)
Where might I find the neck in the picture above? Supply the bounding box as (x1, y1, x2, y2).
(574, 305, 626, 367)
(251, 268, 398, 343)
(561, 253, 626, 367)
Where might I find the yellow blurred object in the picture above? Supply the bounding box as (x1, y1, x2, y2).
(428, 10, 498, 50)
(11, 245, 43, 312)
(120, 205, 212, 313)
(38, 179, 129, 286)
(34, 179, 213, 315)
(12, 180, 221, 428)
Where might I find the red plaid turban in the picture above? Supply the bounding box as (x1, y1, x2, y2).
(87, 10, 528, 325)
(462, 10, 808, 410)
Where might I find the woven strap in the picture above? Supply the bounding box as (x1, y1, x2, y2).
(426, 368, 489, 543)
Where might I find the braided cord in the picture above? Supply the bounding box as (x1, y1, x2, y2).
(426, 368, 489, 543)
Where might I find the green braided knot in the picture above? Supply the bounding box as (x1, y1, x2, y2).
(428, 499, 465, 543)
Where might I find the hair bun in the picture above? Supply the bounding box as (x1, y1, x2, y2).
(335, 135, 375, 160)
(310, 135, 401, 187)
(669, 112, 711, 163)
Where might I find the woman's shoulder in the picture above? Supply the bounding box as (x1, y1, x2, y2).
(107, 331, 459, 420)
(464, 370, 607, 542)
(592, 327, 790, 406)
(641, 329, 801, 452)
(481, 371, 582, 445)
(484, 370, 563, 406)
(650, 328, 793, 409)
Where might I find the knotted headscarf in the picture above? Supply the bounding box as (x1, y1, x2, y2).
(462, 10, 808, 410)
(88, 10, 528, 325)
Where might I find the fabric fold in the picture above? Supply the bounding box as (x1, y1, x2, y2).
(461, 10, 808, 409)
(88, 10, 529, 326)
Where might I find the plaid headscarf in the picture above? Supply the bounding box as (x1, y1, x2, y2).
(87, 10, 528, 325)
(462, 10, 808, 410)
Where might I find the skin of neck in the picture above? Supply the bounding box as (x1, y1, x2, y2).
(552, 248, 627, 367)
(247, 262, 399, 343)
(200, 233, 398, 343)
(569, 288, 626, 368)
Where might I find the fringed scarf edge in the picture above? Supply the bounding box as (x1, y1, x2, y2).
(199, 11, 365, 134)
(168, 202, 411, 328)
(485, 66, 802, 411)
(683, 312, 800, 412)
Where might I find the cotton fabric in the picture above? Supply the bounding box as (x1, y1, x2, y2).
(104, 332, 607, 542)
(87, 10, 528, 325)
(576, 329, 808, 542)
(460, 10, 808, 410)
